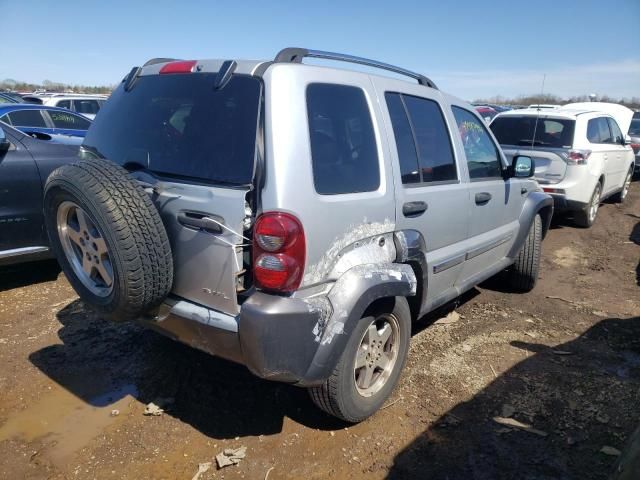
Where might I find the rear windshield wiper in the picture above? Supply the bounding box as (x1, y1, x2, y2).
(518, 139, 550, 146)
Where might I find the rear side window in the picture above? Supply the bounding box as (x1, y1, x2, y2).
(490, 116, 575, 148)
(607, 118, 624, 144)
(307, 83, 379, 195)
(385, 93, 457, 184)
(587, 117, 613, 144)
(74, 100, 101, 115)
(56, 100, 72, 109)
(5, 109, 48, 128)
(83, 74, 262, 185)
(48, 110, 91, 130)
(452, 107, 502, 179)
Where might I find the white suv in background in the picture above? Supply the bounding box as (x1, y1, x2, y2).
(41, 94, 107, 120)
(491, 106, 635, 227)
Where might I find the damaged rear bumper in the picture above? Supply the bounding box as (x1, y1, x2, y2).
(139, 263, 416, 386)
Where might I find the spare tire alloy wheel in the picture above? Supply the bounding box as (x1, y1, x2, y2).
(57, 201, 113, 297)
(354, 313, 400, 397)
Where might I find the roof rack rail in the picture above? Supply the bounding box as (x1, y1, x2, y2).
(274, 48, 438, 89)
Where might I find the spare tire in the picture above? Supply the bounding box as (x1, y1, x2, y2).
(43, 159, 173, 321)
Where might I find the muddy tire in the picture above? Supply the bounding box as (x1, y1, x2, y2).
(574, 182, 601, 228)
(43, 159, 173, 321)
(508, 213, 541, 292)
(308, 297, 411, 423)
(611, 168, 633, 204)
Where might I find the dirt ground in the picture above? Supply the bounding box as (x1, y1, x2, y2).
(1, 182, 638, 480)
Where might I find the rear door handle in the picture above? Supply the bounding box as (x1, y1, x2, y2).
(475, 192, 492, 204)
(178, 212, 223, 234)
(402, 201, 428, 217)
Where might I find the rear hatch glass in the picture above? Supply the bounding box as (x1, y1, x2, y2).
(491, 116, 575, 149)
(82, 73, 262, 185)
(491, 116, 575, 184)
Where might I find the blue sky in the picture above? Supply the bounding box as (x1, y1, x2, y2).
(2, 0, 639, 100)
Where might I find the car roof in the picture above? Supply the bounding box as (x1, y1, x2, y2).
(494, 107, 607, 120)
(0, 104, 94, 118)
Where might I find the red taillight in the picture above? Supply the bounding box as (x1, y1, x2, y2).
(253, 212, 305, 292)
(563, 149, 591, 165)
(159, 60, 197, 74)
(631, 143, 640, 154)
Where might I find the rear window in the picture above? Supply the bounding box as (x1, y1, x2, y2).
(82, 73, 262, 185)
(5, 109, 48, 128)
(306, 83, 379, 195)
(74, 99, 101, 115)
(629, 119, 640, 136)
(490, 116, 575, 148)
(586, 117, 613, 144)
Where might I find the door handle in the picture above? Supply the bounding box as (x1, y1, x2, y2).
(475, 192, 492, 204)
(177, 212, 223, 234)
(402, 201, 428, 217)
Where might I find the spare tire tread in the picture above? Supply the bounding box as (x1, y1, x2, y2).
(44, 159, 173, 320)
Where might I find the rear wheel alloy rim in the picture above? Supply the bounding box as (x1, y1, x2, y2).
(622, 172, 631, 199)
(354, 313, 400, 397)
(56, 201, 113, 297)
(589, 185, 601, 223)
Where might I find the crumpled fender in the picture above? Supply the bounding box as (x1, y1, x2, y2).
(300, 263, 417, 385)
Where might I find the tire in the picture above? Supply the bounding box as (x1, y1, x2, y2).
(308, 297, 411, 423)
(574, 181, 601, 228)
(508, 213, 541, 292)
(611, 168, 633, 203)
(43, 159, 173, 321)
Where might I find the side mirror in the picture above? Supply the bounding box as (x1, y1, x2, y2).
(512, 155, 534, 178)
(623, 134, 632, 146)
(0, 128, 10, 153)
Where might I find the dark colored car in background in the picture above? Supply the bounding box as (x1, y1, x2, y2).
(0, 121, 79, 265)
(0, 92, 25, 103)
(0, 104, 91, 145)
(628, 116, 640, 174)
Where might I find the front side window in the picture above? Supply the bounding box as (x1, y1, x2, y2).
(48, 110, 91, 130)
(587, 117, 613, 144)
(56, 100, 72, 109)
(452, 106, 502, 179)
(607, 118, 624, 144)
(307, 83, 379, 195)
(6, 109, 48, 128)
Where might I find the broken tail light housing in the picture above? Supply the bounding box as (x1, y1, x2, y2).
(563, 149, 591, 165)
(253, 212, 305, 292)
(159, 60, 197, 74)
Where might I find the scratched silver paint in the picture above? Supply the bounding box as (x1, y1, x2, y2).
(302, 219, 396, 286)
(311, 263, 417, 345)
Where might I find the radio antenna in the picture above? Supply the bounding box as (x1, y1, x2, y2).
(531, 73, 546, 149)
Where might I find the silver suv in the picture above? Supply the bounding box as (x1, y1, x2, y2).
(43, 48, 553, 422)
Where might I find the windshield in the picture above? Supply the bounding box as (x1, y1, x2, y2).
(490, 116, 575, 148)
(82, 73, 262, 185)
(629, 119, 640, 136)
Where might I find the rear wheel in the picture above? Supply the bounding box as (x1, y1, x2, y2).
(44, 159, 173, 321)
(611, 168, 633, 203)
(574, 182, 601, 228)
(308, 297, 411, 423)
(507, 213, 541, 292)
